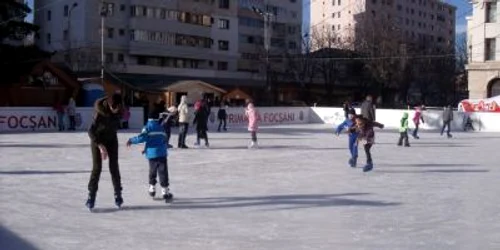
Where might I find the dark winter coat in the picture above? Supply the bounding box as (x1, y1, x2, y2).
(360, 100, 376, 121)
(193, 109, 209, 131)
(88, 97, 122, 144)
(160, 112, 177, 132)
(217, 108, 227, 120)
(356, 120, 384, 144)
(443, 107, 453, 122)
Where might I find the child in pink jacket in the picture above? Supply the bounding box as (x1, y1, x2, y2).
(245, 102, 259, 148)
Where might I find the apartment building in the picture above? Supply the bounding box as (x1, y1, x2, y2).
(310, 0, 456, 52)
(34, 0, 303, 95)
(467, 0, 500, 99)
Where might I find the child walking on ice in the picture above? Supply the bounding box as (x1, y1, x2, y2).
(246, 102, 259, 148)
(335, 109, 359, 167)
(354, 116, 384, 172)
(398, 112, 410, 147)
(126, 111, 173, 201)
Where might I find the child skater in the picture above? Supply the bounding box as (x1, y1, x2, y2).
(245, 102, 259, 149)
(126, 111, 173, 201)
(335, 108, 359, 167)
(398, 112, 411, 147)
(353, 116, 384, 172)
(412, 105, 425, 139)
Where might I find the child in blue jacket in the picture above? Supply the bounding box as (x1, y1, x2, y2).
(126, 111, 173, 201)
(335, 109, 359, 167)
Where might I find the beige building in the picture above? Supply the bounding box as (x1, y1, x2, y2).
(310, 0, 456, 52)
(467, 0, 500, 99)
(34, 0, 303, 101)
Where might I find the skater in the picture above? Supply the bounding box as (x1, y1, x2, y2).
(245, 102, 260, 148)
(67, 97, 76, 130)
(441, 105, 453, 138)
(126, 111, 173, 201)
(335, 108, 359, 167)
(397, 112, 410, 147)
(53, 100, 65, 131)
(193, 99, 210, 148)
(177, 95, 189, 149)
(86, 93, 124, 210)
(160, 106, 178, 148)
(361, 95, 376, 122)
(342, 100, 352, 120)
(217, 102, 228, 132)
(412, 105, 425, 139)
(121, 105, 130, 129)
(354, 116, 384, 172)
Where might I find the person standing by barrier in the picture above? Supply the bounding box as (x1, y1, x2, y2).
(193, 100, 210, 148)
(85, 93, 124, 211)
(53, 99, 66, 131)
(177, 95, 189, 149)
(441, 105, 453, 138)
(361, 95, 376, 122)
(67, 97, 76, 130)
(217, 102, 227, 132)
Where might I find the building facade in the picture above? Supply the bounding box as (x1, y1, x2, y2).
(467, 0, 500, 99)
(310, 0, 455, 51)
(34, 0, 303, 102)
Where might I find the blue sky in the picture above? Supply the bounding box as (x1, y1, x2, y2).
(26, 0, 470, 33)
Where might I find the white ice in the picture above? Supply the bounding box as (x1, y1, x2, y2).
(1, 124, 499, 250)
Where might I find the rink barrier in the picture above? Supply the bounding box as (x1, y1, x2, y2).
(0, 107, 143, 132)
(310, 107, 500, 132)
(1, 106, 499, 132)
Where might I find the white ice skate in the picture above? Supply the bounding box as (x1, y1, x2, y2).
(148, 184, 155, 198)
(248, 141, 258, 149)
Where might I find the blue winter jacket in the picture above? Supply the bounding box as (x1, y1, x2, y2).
(335, 119, 359, 141)
(128, 119, 168, 159)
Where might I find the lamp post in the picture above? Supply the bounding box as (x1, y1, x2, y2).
(100, 2, 108, 86)
(253, 6, 274, 105)
(66, 2, 78, 68)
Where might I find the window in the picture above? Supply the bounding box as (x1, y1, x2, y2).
(64, 5, 69, 17)
(219, 0, 229, 9)
(218, 40, 229, 50)
(120, 4, 126, 11)
(486, 38, 496, 61)
(397, 4, 402, 10)
(102, 2, 114, 16)
(63, 29, 68, 41)
(47, 33, 51, 44)
(290, 0, 296, 2)
(217, 61, 228, 70)
(47, 10, 51, 21)
(291, 11, 297, 18)
(107, 28, 114, 38)
(338, 0, 341, 5)
(119, 29, 125, 36)
(288, 41, 297, 49)
(338, 12, 341, 18)
(372, 0, 377, 3)
(332, 13, 335, 18)
(486, 2, 497, 23)
(105, 53, 114, 63)
(218, 19, 230, 29)
(118, 54, 124, 62)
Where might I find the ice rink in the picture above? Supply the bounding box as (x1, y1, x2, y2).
(1, 124, 499, 250)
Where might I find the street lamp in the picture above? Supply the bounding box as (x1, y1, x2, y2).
(253, 6, 274, 105)
(100, 2, 108, 86)
(66, 2, 78, 68)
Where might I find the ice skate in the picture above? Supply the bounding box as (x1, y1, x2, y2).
(248, 141, 258, 149)
(363, 163, 373, 172)
(148, 184, 156, 198)
(114, 193, 123, 208)
(348, 158, 357, 168)
(162, 187, 174, 202)
(85, 194, 95, 211)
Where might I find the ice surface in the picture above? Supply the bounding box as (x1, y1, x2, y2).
(1, 124, 500, 250)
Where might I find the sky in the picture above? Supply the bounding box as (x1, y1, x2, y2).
(25, 0, 471, 34)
